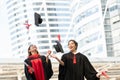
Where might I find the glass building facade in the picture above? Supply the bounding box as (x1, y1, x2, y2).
(109, 0, 120, 57)
(5, 0, 73, 58)
(71, 0, 108, 58)
(70, 0, 120, 57)
(5, 0, 120, 58)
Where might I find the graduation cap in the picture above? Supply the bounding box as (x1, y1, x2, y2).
(34, 12, 42, 26)
(53, 41, 64, 53)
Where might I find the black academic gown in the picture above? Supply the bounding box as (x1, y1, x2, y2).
(58, 52, 100, 80)
(24, 55, 53, 80)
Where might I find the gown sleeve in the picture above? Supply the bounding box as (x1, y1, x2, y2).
(24, 59, 36, 80)
(58, 54, 66, 80)
(83, 55, 100, 80)
(45, 58, 53, 79)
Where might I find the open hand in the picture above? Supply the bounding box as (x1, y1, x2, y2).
(50, 54, 57, 58)
(96, 70, 109, 78)
(46, 50, 51, 57)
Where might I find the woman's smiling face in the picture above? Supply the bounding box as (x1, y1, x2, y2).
(68, 41, 76, 52)
(29, 45, 37, 52)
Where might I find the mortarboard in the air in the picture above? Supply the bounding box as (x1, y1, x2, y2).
(34, 12, 42, 26)
(53, 41, 64, 53)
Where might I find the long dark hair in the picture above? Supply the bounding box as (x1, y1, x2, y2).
(68, 39, 78, 50)
(28, 44, 39, 56)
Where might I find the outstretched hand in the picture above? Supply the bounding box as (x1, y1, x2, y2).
(46, 50, 52, 57)
(46, 50, 52, 63)
(96, 70, 109, 78)
(50, 54, 57, 59)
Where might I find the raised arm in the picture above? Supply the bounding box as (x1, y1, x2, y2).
(46, 50, 52, 63)
(51, 54, 64, 66)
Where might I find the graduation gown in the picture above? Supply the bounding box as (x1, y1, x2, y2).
(24, 54, 53, 80)
(58, 52, 100, 80)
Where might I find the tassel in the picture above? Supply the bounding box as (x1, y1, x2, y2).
(73, 55, 76, 64)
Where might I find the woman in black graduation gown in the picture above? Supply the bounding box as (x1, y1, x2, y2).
(51, 39, 100, 80)
(24, 44, 53, 80)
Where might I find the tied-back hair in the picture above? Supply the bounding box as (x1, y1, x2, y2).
(28, 44, 39, 56)
(68, 39, 78, 50)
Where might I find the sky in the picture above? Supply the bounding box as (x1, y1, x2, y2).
(0, 0, 12, 58)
